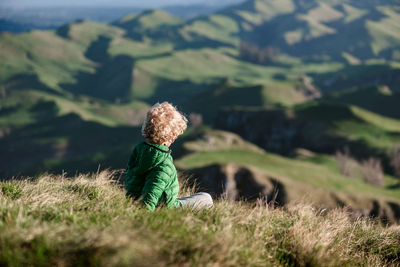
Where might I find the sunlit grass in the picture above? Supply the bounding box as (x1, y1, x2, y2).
(176, 149, 400, 201)
(0, 170, 399, 266)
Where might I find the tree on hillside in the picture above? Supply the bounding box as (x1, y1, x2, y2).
(335, 147, 385, 187)
(239, 41, 280, 65)
(388, 144, 400, 178)
(189, 113, 203, 130)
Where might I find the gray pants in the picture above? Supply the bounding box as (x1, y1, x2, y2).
(177, 192, 213, 209)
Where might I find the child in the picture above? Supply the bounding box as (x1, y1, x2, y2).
(125, 102, 213, 211)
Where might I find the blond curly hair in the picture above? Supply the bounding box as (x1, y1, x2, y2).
(142, 102, 188, 145)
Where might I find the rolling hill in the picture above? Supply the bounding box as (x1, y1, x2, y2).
(0, 170, 399, 266)
(220, 0, 400, 62)
(0, 0, 400, 224)
(175, 129, 400, 223)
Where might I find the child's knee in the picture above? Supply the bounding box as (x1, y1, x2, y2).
(199, 192, 213, 207)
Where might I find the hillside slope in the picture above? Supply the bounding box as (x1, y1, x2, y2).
(219, 0, 400, 62)
(0, 170, 399, 266)
(1, 0, 400, 224)
(214, 95, 400, 157)
(175, 129, 400, 224)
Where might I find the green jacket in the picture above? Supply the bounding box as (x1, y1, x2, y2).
(125, 141, 180, 211)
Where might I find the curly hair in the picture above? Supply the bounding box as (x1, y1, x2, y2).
(142, 102, 188, 145)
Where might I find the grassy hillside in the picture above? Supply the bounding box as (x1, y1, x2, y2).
(1, 0, 400, 230)
(322, 86, 400, 119)
(312, 64, 400, 94)
(233, 0, 400, 62)
(2, 0, 399, 108)
(2, 0, 399, 107)
(177, 146, 400, 201)
(0, 170, 399, 266)
(175, 0, 400, 63)
(0, 112, 145, 177)
(294, 101, 400, 150)
(215, 98, 400, 156)
(175, 129, 400, 223)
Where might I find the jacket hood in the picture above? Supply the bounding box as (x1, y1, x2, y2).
(127, 142, 171, 177)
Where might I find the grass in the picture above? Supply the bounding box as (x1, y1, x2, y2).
(322, 86, 400, 119)
(0, 170, 399, 266)
(228, 0, 295, 23)
(1, 8, 400, 264)
(0, 111, 143, 177)
(174, 128, 400, 223)
(366, 6, 400, 56)
(176, 149, 400, 201)
(342, 4, 368, 24)
(3, 2, 398, 112)
(181, 15, 239, 45)
(61, 21, 123, 48)
(0, 90, 149, 128)
(108, 37, 173, 58)
(116, 9, 183, 31)
(0, 29, 95, 92)
(292, 101, 400, 150)
(134, 47, 308, 106)
(0, 19, 313, 109)
(297, 3, 341, 40)
(313, 63, 400, 95)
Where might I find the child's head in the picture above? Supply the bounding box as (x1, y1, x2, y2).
(142, 102, 188, 146)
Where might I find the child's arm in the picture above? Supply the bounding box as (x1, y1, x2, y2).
(141, 166, 171, 211)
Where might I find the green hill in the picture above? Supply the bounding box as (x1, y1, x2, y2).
(115, 10, 183, 31)
(322, 86, 400, 119)
(175, 129, 400, 223)
(0, 170, 399, 266)
(2, 0, 400, 109)
(226, 0, 400, 62)
(113, 10, 184, 42)
(0, 113, 143, 177)
(215, 100, 400, 152)
(1, 0, 400, 227)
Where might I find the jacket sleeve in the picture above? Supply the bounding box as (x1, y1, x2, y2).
(125, 148, 137, 196)
(141, 166, 171, 211)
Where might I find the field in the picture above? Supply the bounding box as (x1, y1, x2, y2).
(0, 170, 399, 266)
(1, 1, 400, 264)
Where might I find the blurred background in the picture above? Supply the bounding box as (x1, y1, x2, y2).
(1, 0, 400, 223)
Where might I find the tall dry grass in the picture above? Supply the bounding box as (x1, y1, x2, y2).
(0, 170, 399, 266)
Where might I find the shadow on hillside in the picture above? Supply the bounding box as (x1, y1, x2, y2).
(182, 78, 265, 123)
(5, 73, 63, 96)
(186, 164, 287, 205)
(55, 23, 70, 39)
(111, 11, 183, 42)
(312, 65, 400, 94)
(60, 36, 135, 102)
(143, 77, 265, 124)
(214, 105, 394, 171)
(173, 37, 236, 51)
(85, 35, 111, 63)
(29, 100, 59, 122)
(144, 77, 214, 106)
(0, 104, 22, 116)
(134, 52, 173, 60)
(0, 113, 142, 179)
(241, 6, 386, 63)
(123, 25, 184, 44)
(228, 52, 294, 68)
(113, 15, 236, 51)
(319, 86, 400, 119)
